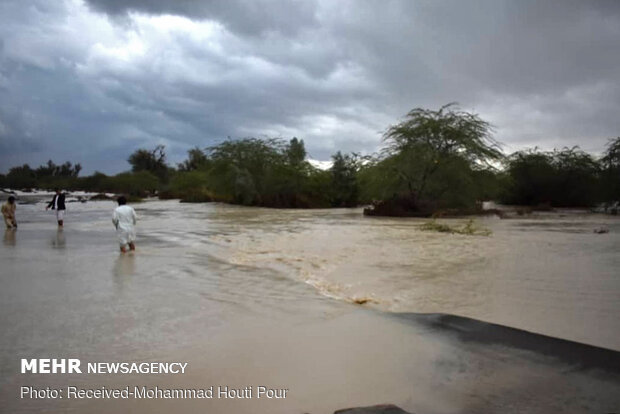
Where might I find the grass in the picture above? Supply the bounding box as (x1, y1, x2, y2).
(420, 219, 491, 236)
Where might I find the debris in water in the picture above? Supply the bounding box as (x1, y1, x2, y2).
(351, 297, 379, 305)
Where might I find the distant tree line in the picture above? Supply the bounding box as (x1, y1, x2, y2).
(161, 137, 360, 208)
(1, 160, 82, 189)
(1, 104, 619, 215)
(501, 147, 605, 207)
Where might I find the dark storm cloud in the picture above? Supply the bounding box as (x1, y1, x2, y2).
(84, 0, 319, 37)
(1, 0, 619, 173)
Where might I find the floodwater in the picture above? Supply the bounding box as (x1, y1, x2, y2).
(215, 205, 620, 350)
(0, 199, 619, 414)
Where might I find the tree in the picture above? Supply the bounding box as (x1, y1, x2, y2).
(128, 145, 169, 181)
(330, 151, 360, 207)
(178, 147, 209, 171)
(382, 103, 502, 201)
(362, 104, 503, 214)
(203, 137, 330, 208)
(60, 162, 81, 177)
(286, 137, 306, 166)
(35, 160, 57, 177)
(7, 164, 37, 188)
(283, 137, 311, 196)
(78, 171, 107, 192)
(101, 171, 159, 197)
(35, 160, 82, 178)
(601, 137, 620, 202)
(502, 147, 601, 207)
(206, 138, 286, 204)
(553, 146, 600, 206)
(502, 149, 556, 205)
(602, 137, 620, 169)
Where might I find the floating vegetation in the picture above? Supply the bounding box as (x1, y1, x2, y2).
(351, 297, 380, 305)
(420, 219, 491, 236)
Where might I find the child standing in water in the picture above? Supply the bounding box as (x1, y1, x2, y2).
(112, 196, 137, 253)
(2, 196, 17, 229)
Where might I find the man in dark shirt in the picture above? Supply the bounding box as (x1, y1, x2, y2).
(46, 188, 66, 227)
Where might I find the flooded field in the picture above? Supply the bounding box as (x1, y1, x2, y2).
(208, 205, 620, 350)
(0, 199, 618, 413)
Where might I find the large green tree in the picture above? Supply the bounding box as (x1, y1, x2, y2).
(128, 145, 169, 181)
(364, 104, 503, 213)
(382, 103, 502, 198)
(204, 138, 288, 205)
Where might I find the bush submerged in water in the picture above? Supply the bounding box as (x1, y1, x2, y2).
(362, 195, 490, 218)
(179, 189, 214, 203)
(101, 171, 159, 198)
(420, 219, 491, 236)
(160, 170, 214, 203)
(363, 196, 435, 217)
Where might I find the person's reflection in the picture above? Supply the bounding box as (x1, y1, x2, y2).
(50, 228, 66, 249)
(3, 228, 16, 246)
(113, 253, 136, 291)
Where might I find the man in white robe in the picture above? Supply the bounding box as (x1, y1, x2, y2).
(112, 196, 137, 253)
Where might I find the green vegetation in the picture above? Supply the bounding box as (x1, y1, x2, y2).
(98, 171, 160, 198)
(500, 147, 601, 207)
(329, 152, 361, 207)
(2, 161, 81, 190)
(2, 107, 619, 215)
(601, 137, 620, 203)
(1, 163, 158, 199)
(361, 104, 503, 216)
(420, 219, 492, 236)
(128, 144, 171, 182)
(165, 137, 340, 207)
(161, 171, 213, 203)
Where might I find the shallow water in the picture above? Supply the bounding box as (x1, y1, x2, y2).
(0, 200, 619, 413)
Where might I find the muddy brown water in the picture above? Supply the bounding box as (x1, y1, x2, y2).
(1, 200, 618, 413)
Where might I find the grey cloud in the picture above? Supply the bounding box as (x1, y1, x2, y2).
(1, 0, 619, 174)
(84, 0, 319, 37)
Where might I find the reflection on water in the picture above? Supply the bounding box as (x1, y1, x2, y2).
(3, 228, 16, 246)
(50, 228, 66, 248)
(113, 253, 136, 291)
(114, 253, 136, 277)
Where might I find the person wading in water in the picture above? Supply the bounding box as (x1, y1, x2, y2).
(46, 188, 66, 227)
(2, 196, 17, 229)
(112, 196, 137, 253)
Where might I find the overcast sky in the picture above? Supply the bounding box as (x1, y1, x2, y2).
(1, 0, 619, 174)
